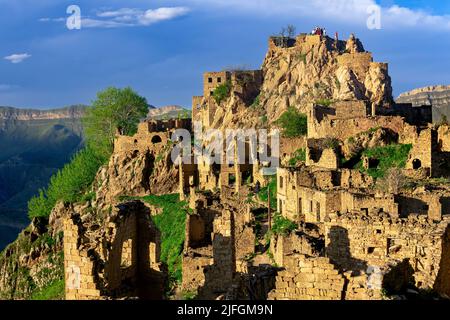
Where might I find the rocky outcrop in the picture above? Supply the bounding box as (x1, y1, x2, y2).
(200, 34, 393, 132)
(0, 204, 65, 299)
(259, 35, 392, 124)
(93, 143, 178, 211)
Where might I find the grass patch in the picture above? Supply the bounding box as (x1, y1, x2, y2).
(141, 194, 187, 288)
(297, 53, 307, 64)
(27, 146, 106, 219)
(288, 148, 306, 166)
(357, 144, 412, 178)
(30, 279, 65, 300)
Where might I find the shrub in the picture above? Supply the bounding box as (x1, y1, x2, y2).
(213, 81, 231, 104)
(260, 115, 268, 124)
(271, 213, 297, 236)
(275, 107, 307, 137)
(315, 99, 333, 107)
(251, 94, 260, 108)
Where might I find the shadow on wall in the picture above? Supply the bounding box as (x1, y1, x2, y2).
(326, 226, 367, 276)
(105, 201, 166, 300)
(382, 259, 415, 295)
(396, 196, 429, 218)
(197, 233, 235, 299)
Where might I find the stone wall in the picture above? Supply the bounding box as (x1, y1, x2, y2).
(268, 254, 345, 300)
(63, 201, 164, 300)
(203, 71, 231, 97)
(324, 212, 450, 296)
(438, 125, 450, 152)
(308, 106, 407, 141)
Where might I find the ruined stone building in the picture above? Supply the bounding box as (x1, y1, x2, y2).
(64, 201, 165, 300)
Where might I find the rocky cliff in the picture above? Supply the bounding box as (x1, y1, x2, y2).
(0, 105, 86, 121)
(0, 206, 65, 299)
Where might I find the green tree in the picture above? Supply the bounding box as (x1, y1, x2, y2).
(28, 87, 148, 219)
(82, 87, 149, 157)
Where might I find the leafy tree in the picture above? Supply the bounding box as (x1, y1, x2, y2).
(276, 107, 308, 137)
(28, 87, 148, 219)
(83, 87, 149, 157)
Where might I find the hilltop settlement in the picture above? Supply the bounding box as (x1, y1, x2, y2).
(1, 30, 449, 300)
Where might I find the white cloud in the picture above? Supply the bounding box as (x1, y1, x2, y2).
(39, 6, 190, 29)
(4, 53, 31, 64)
(182, 0, 450, 30)
(81, 18, 131, 29)
(97, 8, 142, 19)
(138, 7, 191, 26)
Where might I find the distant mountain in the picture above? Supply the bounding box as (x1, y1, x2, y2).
(147, 105, 191, 120)
(0, 105, 86, 121)
(396, 85, 450, 123)
(0, 106, 85, 250)
(396, 85, 450, 107)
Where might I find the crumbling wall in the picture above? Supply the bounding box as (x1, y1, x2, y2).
(63, 201, 164, 300)
(306, 147, 339, 169)
(203, 71, 231, 97)
(324, 212, 450, 295)
(308, 112, 406, 141)
(64, 216, 102, 300)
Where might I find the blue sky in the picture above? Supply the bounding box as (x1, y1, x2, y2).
(0, 0, 449, 109)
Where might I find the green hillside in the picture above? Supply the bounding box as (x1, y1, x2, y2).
(0, 118, 83, 250)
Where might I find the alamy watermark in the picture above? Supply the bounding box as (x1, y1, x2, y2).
(170, 121, 280, 170)
(66, 5, 81, 30)
(367, 4, 382, 30)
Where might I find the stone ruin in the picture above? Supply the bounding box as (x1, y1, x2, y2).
(60, 32, 450, 300)
(63, 201, 165, 300)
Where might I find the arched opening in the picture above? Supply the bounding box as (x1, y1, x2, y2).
(151, 135, 162, 144)
(412, 159, 422, 170)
